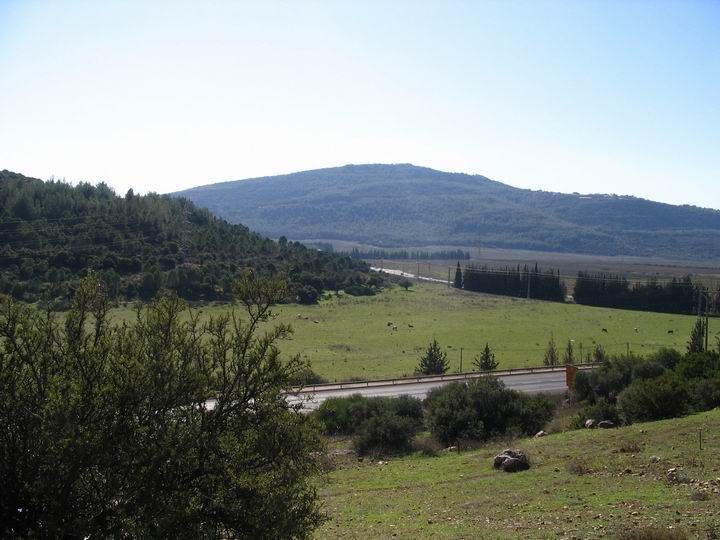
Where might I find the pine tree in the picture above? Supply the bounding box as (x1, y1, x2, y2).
(543, 334, 559, 366)
(687, 317, 706, 354)
(416, 338, 449, 375)
(474, 342, 498, 371)
(453, 262, 462, 289)
(563, 340, 575, 364)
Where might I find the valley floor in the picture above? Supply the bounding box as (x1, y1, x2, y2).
(111, 282, 718, 381)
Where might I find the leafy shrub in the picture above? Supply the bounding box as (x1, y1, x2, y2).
(572, 370, 594, 402)
(343, 285, 375, 296)
(425, 378, 555, 446)
(297, 285, 320, 304)
(572, 354, 638, 403)
(618, 373, 688, 423)
(314, 394, 365, 435)
(413, 436, 443, 457)
(352, 413, 419, 456)
(514, 393, 556, 435)
(425, 382, 484, 447)
(687, 377, 720, 411)
(314, 394, 423, 436)
(647, 347, 682, 370)
(287, 367, 328, 386)
(573, 397, 620, 428)
(632, 359, 666, 380)
(0, 272, 324, 538)
(675, 351, 720, 380)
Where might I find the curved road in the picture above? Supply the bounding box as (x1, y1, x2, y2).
(288, 370, 569, 410)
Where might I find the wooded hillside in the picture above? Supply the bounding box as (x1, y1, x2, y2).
(175, 164, 720, 260)
(0, 171, 378, 304)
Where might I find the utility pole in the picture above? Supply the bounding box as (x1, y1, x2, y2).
(526, 273, 531, 299)
(460, 347, 464, 373)
(447, 266, 451, 288)
(704, 288, 710, 352)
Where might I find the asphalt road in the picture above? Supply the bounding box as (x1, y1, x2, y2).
(288, 370, 568, 410)
(371, 266, 449, 284)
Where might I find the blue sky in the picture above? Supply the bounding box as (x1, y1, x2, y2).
(1, 0, 718, 208)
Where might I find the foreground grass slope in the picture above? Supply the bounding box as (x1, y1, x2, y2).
(111, 283, 718, 381)
(318, 410, 720, 539)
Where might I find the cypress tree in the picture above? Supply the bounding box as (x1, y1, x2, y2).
(563, 340, 575, 364)
(454, 262, 462, 289)
(687, 318, 706, 354)
(543, 334, 559, 366)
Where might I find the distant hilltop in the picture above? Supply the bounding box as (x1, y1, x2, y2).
(173, 164, 720, 260)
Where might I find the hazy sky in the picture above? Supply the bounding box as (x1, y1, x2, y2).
(1, 0, 718, 208)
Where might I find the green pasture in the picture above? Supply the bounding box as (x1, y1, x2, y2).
(317, 409, 720, 539)
(111, 282, 718, 381)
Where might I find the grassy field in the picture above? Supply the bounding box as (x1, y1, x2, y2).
(316, 410, 720, 539)
(111, 282, 718, 381)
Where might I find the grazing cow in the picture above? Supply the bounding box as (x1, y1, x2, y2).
(601, 328, 608, 333)
(634, 328, 639, 333)
(667, 329, 674, 334)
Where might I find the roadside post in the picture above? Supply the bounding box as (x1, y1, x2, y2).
(566, 364, 578, 388)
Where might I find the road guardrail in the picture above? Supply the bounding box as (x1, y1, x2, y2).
(289, 362, 601, 394)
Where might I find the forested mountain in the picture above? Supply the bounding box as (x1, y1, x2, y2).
(0, 171, 378, 304)
(174, 164, 720, 260)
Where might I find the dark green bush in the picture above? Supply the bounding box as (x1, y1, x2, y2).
(343, 285, 376, 296)
(352, 413, 419, 456)
(314, 394, 365, 435)
(618, 373, 688, 423)
(425, 382, 484, 446)
(514, 393, 556, 435)
(687, 377, 720, 411)
(297, 285, 320, 304)
(675, 351, 720, 380)
(632, 359, 666, 380)
(572, 354, 638, 404)
(647, 347, 682, 370)
(314, 394, 423, 435)
(573, 397, 620, 428)
(287, 367, 328, 386)
(425, 378, 556, 446)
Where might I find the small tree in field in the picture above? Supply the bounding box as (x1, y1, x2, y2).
(563, 340, 575, 364)
(474, 342, 498, 372)
(544, 334, 559, 366)
(399, 279, 413, 291)
(416, 338, 449, 375)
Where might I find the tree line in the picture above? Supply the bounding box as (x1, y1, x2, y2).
(453, 260, 716, 316)
(573, 272, 702, 315)
(346, 247, 471, 260)
(456, 263, 565, 302)
(0, 171, 381, 305)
